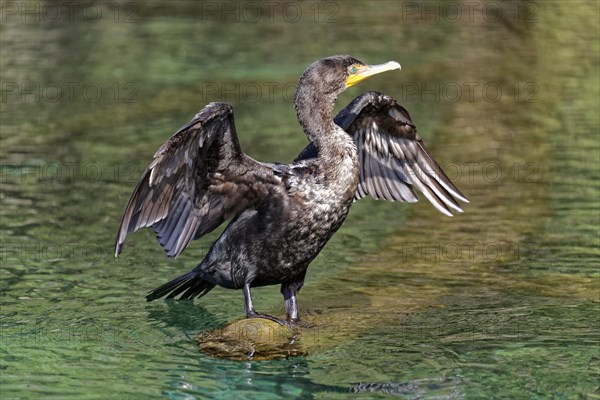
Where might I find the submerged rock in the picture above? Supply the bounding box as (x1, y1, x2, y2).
(196, 318, 303, 360)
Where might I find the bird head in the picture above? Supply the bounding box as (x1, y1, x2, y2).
(294, 55, 401, 141)
(298, 55, 401, 97)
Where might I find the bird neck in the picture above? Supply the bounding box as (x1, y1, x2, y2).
(294, 86, 339, 152)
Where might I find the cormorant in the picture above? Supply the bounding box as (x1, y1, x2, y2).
(115, 55, 468, 324)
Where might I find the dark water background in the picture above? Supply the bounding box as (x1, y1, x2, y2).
(1, 1, 598, 398)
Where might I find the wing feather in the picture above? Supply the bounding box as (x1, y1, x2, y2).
(333, 91, 468, 215)
(115, 102, 274, 258)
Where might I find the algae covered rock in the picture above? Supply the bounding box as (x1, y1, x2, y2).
(196, 318, 303, 360)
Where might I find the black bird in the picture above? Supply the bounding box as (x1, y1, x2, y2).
(115, 55, 468, 324)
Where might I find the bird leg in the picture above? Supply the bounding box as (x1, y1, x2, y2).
(243, 284, 286, 325)
(281, 284, 299, 324)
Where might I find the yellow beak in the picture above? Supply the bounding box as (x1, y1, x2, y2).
(345, 61, 401, 88)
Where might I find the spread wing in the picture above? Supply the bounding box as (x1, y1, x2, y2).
(337, 91, 468, 216)
(297, 91, 468, 216)
(115, 102, 275, 258)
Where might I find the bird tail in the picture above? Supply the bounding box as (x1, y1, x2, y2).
(146, 270, 216, 301)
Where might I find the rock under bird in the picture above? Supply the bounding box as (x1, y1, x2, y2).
(114, 55, 469, 325)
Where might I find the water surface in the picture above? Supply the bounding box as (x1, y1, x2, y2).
(1, 1, 598, 398)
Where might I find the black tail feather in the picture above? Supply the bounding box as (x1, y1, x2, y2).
(146, 270, 216, 301)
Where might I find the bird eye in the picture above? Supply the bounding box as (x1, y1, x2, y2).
(350, 66, 357, 74)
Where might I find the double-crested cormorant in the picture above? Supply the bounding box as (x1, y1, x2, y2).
(115, 55, 468, 324)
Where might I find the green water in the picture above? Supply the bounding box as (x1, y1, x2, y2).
(1, 1, 598, 398)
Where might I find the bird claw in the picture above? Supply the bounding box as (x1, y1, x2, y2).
(245, 312, 301, 328)
(246, 311, 287, 326)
